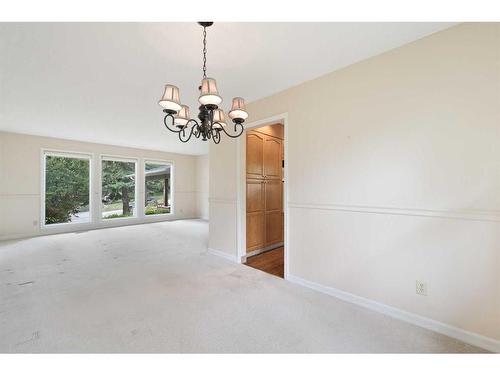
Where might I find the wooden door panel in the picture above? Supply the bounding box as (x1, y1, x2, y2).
(265, 211, 282, 246)
(247, 212, 265, 251)
(246, 132, 264, 178)
(263, 137, 282, 179)
(247, 179, 264, 213)
(265, 180, 281, 211)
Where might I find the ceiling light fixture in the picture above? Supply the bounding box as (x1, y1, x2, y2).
(159, 22, 248, 144)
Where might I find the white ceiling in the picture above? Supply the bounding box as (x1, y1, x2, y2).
(0, 22, 454, 155)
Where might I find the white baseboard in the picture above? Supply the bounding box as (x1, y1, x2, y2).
(207, 248, 239, 263)
(287, 274, 499, 353)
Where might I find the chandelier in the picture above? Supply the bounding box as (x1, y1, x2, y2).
(158, 22, 248, 144)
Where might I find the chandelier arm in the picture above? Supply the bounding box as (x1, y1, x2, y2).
(209, 124, 219, 139)
(178, 124, 197, 143)
(208, 121, 220, 132)
(211, 130, 221, 144)
(163, 114, 183, 133)
(186, 119, 202, 139)
(214, 122, 245, 138)
(192, 123, 201, 138)
(186, 118, 199, 128)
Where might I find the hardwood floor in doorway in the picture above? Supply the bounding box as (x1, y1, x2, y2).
(244, 247, 284, 278)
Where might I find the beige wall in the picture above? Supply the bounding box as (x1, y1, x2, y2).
(208, 140, 238, 257)
(196, 154, 209, 220)
(0, 131, 208, 240)
(209, 23, 500, 344)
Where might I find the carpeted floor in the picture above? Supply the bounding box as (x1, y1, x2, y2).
(0, 220, 486, 353)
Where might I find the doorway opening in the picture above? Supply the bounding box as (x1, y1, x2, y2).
(242, 122, 285, 278)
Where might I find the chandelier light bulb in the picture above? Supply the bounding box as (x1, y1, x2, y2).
(158, 84, 182, 113)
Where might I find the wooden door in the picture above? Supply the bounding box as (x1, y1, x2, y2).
(246, 179, 265, 251)
(263, 137, 282, 180)
(246, 132, 264, 179)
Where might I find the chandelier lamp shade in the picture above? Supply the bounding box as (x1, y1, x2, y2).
(159, 84, 182, 112)
(212, 109, 227, 129)
(158, 22, 248, 144)
(229, 97, 249, 121)
(199, 77, 223, 106)
(174, 105, 190, 128)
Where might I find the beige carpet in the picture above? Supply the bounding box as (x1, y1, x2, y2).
(0, 220, 486, 353)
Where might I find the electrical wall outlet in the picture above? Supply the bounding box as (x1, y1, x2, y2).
(416, 280, 427, 296)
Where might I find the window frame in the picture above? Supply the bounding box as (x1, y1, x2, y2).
(99, 155, 139, 222)
(40, 149, 93, 229)
(143, 159, 175, 217)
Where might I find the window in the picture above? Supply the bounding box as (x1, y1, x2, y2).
(43, 152, 91, 225)
(101, 158, 137, 219)
(144, 161, 172, 215)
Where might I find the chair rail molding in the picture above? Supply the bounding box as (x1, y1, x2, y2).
(288, 202, 500, 223)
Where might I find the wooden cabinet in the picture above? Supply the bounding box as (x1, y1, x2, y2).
(265, 179, 281, 211)
(246, 125, 284, 253)
(263, 137, 282, 180)
(265, 211, 282, 246)
(246, 130, 282, 180)
(246, 132, 264, 179)
(264, 179, 282, 246)
(246, 179, 264, 213)
(247, 211, 265, 251)
(246, 179, 265, 251)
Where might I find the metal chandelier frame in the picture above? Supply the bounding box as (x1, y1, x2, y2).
(161, 22, 246, 144)
(163, 109, 244, 144)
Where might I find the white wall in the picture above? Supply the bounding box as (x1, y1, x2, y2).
(208, 140, 238, 257)
(0, 131, 208, 240)
(195, 154, 209, 220)
(208, 23, 500, 345)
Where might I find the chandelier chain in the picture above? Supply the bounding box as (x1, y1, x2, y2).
(202, 26, 207, 79)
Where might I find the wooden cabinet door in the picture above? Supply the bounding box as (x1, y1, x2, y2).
(263, 137, 282, 180)
(265, 179, 281, 211)
(265, 211, 282, 246)
(246, 132, 264, 179)
(247, 212, 265, 251)
(247, 179, 264, 213)
(264, 179, 282, 246)
(246, 179, 265, 252)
